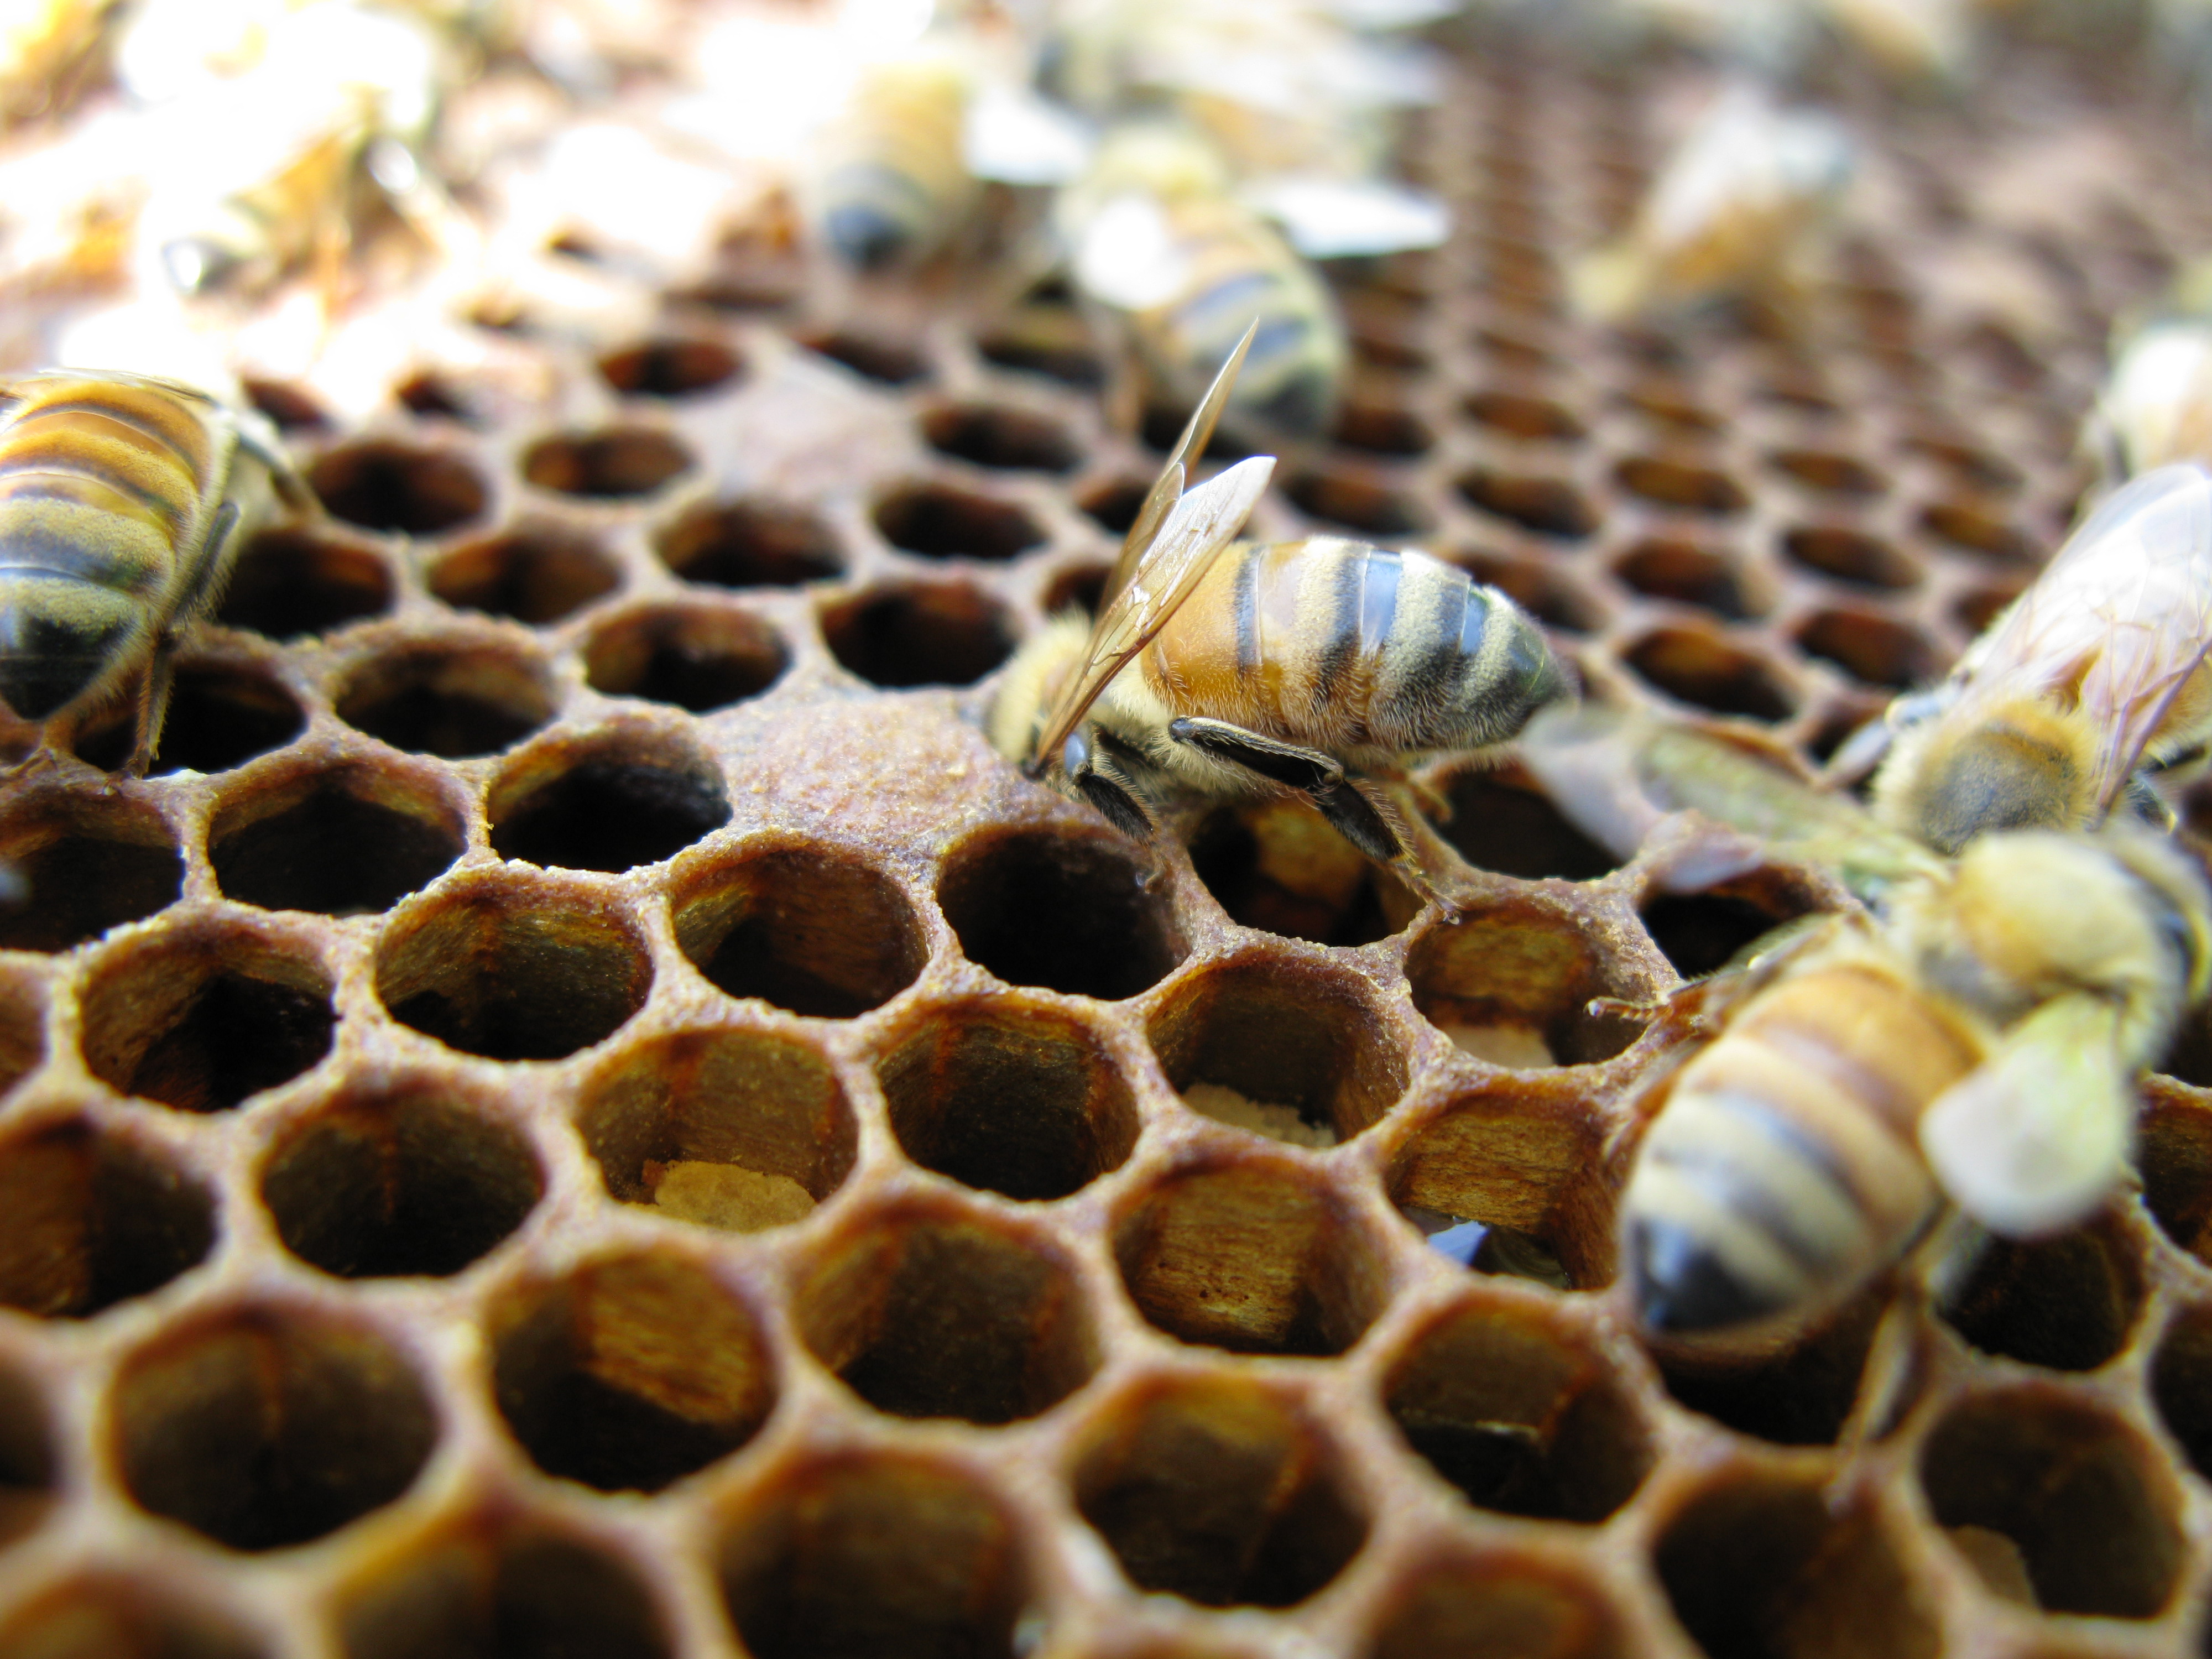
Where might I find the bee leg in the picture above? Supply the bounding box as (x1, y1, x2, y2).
(1066, 723, 1160, 841)
(123, 641, 180, 779)
(1166, 714, 1428, 873)
(2119, 771, 2180, 833)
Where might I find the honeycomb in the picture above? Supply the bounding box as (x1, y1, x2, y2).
(8, 17, 2212, 1659)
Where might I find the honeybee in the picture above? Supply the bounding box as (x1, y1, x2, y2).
(1570, 85, 1854, 325)
(0, 369, 310, 775)
(989, 327, 1570, 896)
(2088, 317, 2212, 481)
(1624, 822, 2212, 1353)
(809, 44, 982, 269)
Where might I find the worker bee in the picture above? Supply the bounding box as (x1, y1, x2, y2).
(0, 369, 310, 775)
(2088, 317, 2212, 481)
(989, 327, 1571, 896)
(1570, 84, 1854, 325)
(808, 44, 982, 269)
(1623, 822, 2212, 1353)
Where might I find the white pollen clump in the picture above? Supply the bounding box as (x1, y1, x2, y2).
(1181, 1082, 1338, 1149)
(1442, 1022, 1555, 1068)
(645, 1160, 817, 1232)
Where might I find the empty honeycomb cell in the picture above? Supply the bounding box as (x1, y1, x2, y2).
(112, 1305, 439, 1551)
(1614, 458, 1751, 516)
(2141, 1091, 2212, 1260)
(337, 1522, 672, 1659)
(1188, 800, 1406, 947)
(1365, 1548, 1626, 1659)
(716, 1450, 1029, 1659)
(243, 377, 330, 432)
(1458, 466, 1600, 538)
(1284, 465, 1432, 537)
(1952, 580, 2025, 637)
(1041, 560, 1110, 616)
(396, 368, 487, 426)
(261, 1082, 542, 1278)
(428, 524, 622, 623)
(2152, 1305, 2212, 1481)
(0, 789, 181, 951)
(1613, 538, 1769, 622)
(488, 731, 730, 873)
(1794, 610, 1938, 691)
(1919, 1391, 2184, 1618)
(673, 843, 925, 1018)
(1406, 900, 1647, 1067)
(1477, 325, 1560, 372)
(1452, 549, 1605, 634)
(523, 428, 694, 500)
(335, 639, 555, 759)
(217, 528, 396, 639)
(799, 326, 931, 385)
(80, 924, 335, 1113)
(1621, 387, 1723, 434)
(1076, 474, 1149, 535)
(1333, 393, 1435, 456)
(1638, 868, 1822, 978)
(1387, 1088, 1604, 1288)
(209, 758, 466, 915)
(0, 965, 40, 1098)
(0, 1355, 50, 1548)
(1938, 1216, 2142, 1372)
(489, 1251, 775, 1493)
(577, 1026, 855, 1225)
(1652, 1471, 1938, 1659)
(821, 581, 1016, 688)
(310, 441, 491, 536)
(1622, 628, 1796, 723)
(1465, 389, 1586, 442)
(1068, 1372, 1368, 1608)
(597, 336, 744, 399)
(938, 826, 1185, 1000)
(654, 497, 846, 588)
(375, 873, 651, 1061)
(792, 1203, 1098, 1423)
(877, 1003, 1138, 1201)
(1767, 450, 1888, 497)
(977, 311, 1107, 387)
(920, 402, 1082, 474)
(1383, 1298, 1650, 1523)
(1657, 1293, 1885, 1446)
(1918, 500, 2034, 564)
(1434, 768, 1623, 882)
(1906, 435, 2024, 493)
(0, 1116, 215, 1316)
(873, 482, 1047, 561)
(0, 1574, 267, 1659)
(148, 662, 309, 775)
(1112, 1158, 1392, 1355)
(583, 603, 789, 713)
(1779, 526, 1923, 591)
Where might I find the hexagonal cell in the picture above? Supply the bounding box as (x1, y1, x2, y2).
(1041, 559, 1110, 615)
(488, 732, 730, 873)
(112, 1304, 439, 1551)
(1284, 466, 1431, 538)
(1658, 1292, 1885, 1446)
(262, 1082, 542, 1278)
(873, 482, 1047, 561)
(1920, 1392, 2183, 1618)
(1930, 1217, 2139, 1377)
(2151, 1303, 2212, 1482)
(798, 326, 930, 384)
(1384, 1300, 1649, 1522)
(1613, 538, 1767, 622)
(1621, 385, 1723, 433)
(1794, 610, 1938, 692)
(1407, 900, 1647, 1067)
(670, 846, 922, 1020)
(81, 925, 335, 1113)
(1333, 393, 1434, 456)
(337, 1522, 672, 1659)
(977, 310, 1107, 386)
(69, 662, 304, 778)
(1614, 457, 1750, 516)
(210, 759, 465, 916)
(0, 1116, 215, 1316)
(1637, 868, 1822, 978)
(821, 581, 1015, 687)
(375, 873, 651, 1061)
(0, 1354, 51, 1548)
(1389, 1089, 1608, 1288)
(1458, 467, 1600, 538)
(794, 1204, 1098, 1423)
(1653, 1472, 1938, 1659)
(1146, 956, 1408, 1145)
(0, 789, 181, 951)
(334, 639, 555, 759)
(1952, 580, 2025, 637)
(489, 1251, 775, 1493)
(243, 377, 330, 432)
(1465, 389, 1585, 442)
(1113, 1158, 1392, 1354)
(216, 528, 395, 638)
(597, 335, 744, 399)
(1076, 474, 1149, 534)
(1452, 549, 1605, 635)
(1906, 435, 2024, 493)
(1433, 769, 1623, 881)
(1767, 450, 1888, 496)
(309, 441, 489, 535)
(939, 826, 1185, 999)
(1478, 325, 1560, 371)
(654, 497, 845, 588)
(717, 1452, 1029, 1659)
(0, 966, 40, 1100)
(1366, 1548, 1627, 1659)
(583, 603, 788, 713)
(1623, 629, 1796, 723)
(0, 1574, 267, 1659)
(1780, 526, 1923, 591)
(578, 1027, 855, 1230)
(523, 427, 693, 499)
(920, 401, 1081, 473)
(1188, 799, 1408, 947)
(428, 524, 622, 623)
(1070, 1373, 1368, 1608)
(1918, 500, 2033, 564)
(2141, 1089, 2212, 1261)
(878, 1003, 1138, 1201)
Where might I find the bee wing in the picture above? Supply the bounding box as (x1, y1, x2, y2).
(1919, 994, 2133, 1238)
(1030, 454, 1275, 771)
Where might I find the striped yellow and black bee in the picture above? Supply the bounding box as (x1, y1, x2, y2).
(0, 369, 309, 775)
(990, 328, 1569, 899)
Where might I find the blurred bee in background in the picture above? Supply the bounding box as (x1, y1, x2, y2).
(0, 0, 121, 128)
(992, 328, 1571, 898)
(810, 43, 983, 269)
(0, 368, 310, 775)
(2085, 261, 2212, 481)
(1571, 84, 1854, 325)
